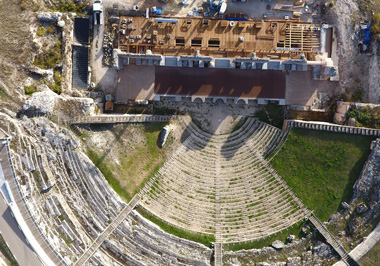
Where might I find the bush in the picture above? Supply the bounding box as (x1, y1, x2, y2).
(34, 40, 62, 69)
(49, 82, 62, 95)
(47, 25, 56, 34)
(346, 106, 380, 128)
(371, 13, 380, 37)
(36, 26, 46, 36)
(56, 0, 87, 13)
(24, 84, 37, 95)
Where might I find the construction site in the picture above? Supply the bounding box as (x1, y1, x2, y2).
(1, 0, 380, 266)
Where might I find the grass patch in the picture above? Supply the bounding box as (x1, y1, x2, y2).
(255, 103, 284, 129)
(0, 233, 19, 266)
(346, 105, 380, 129)
(48, 70, 62, 94)
(86, 123, 170, 201)
(137, 206, 215, 247)
(271, 128, 374, 221)
(33, 37, 62, 69)
(224, 220, 306, 251)
(36, 26, 46, 36)
(53, 0, 87, 14)
(87, 148, 130, 200)
(0, 86, 8, 98)
(24, 84, 37, 95)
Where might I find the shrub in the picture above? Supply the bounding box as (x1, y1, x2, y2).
(34, 40, 62, 69)
(36, 26, 46, 36)
(346, 106, 380, 128)
(24, 84, 37, 95)
(371, 13, 380, 37)
(56, 0, 87, 13)
(47, 25, 56, 34)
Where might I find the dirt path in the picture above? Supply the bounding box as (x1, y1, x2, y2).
(367, 45, 380, 103)
(91, 24, 118, 93)
(331, 0, 358, 95)
(330, 0, 380, 103)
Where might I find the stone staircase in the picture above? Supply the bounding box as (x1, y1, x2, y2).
(214, 243, 223, 266)
(287, 120, 380, 136)
(75, 196, 140, 266)
(69, 114, 174, 125)
(140, 116, 304, 244)
(309, 214, 361, 266)
(102, 211, 212, 266)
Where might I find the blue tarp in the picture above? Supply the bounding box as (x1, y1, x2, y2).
(225, 14, 248, 21)
(363, 24, 371, 45)
(155, 18, 180, 23)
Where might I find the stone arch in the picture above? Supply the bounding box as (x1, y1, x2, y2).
(193, 97, 204, 103)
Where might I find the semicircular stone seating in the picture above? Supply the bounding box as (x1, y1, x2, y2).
(141, 116, 309, 244)
(8, 116, 212, 265)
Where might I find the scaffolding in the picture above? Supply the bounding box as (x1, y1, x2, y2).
(284, 23, 320, 52)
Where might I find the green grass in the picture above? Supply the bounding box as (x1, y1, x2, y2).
(24, 84, 37, 95)
(224, 220, 306, 251)
(346, 106, 380, 129)
(54, 1, 87, 14)
(33, 38, 62, 69)
(255, 103, 284, 129)
(0, 86, 7, 98)
(271, 128, 375, 221)
(0, 234, 18, 266)
(87, 148, 130, 200)
(137, 206, 215, 247)
(86, 123, 168, 201)
(36, 26, 46, 36)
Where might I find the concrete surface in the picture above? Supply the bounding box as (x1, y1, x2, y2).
(285, 69, 337, 106)
(116, 65, 155, 102)
(91, 24, 118, 93)
(0, 160, 42, 266)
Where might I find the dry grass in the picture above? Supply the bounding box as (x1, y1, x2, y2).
(359, 240, 380, 266)
(0, 1, 35, 90)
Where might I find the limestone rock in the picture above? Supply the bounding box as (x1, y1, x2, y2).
(347, 117, 355, 126)
(356, 202, 368, 213)
(312, 242, 332, 257)
(272, 240, 284, 249)
(37, 12, 62, 22)
(23, 85, 60, 114)
(57, 20, 65, 28)
(256, 263, 271, 266)
(286, 235, 295, 243)
(341, 201, 350, 209)
(353, 139, 380, 202)
(29, 67, 54, 79)
(24, 77, 33, 87)
(286, 256, 301, 266)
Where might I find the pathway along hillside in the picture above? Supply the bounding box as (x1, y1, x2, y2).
(141, 116, 309, 244)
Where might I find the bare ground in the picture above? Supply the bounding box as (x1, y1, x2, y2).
(328, 0, 380, 103)
(0, 1, 37, 106)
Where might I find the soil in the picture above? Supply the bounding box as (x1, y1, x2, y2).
(326, 0, 380, 103)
